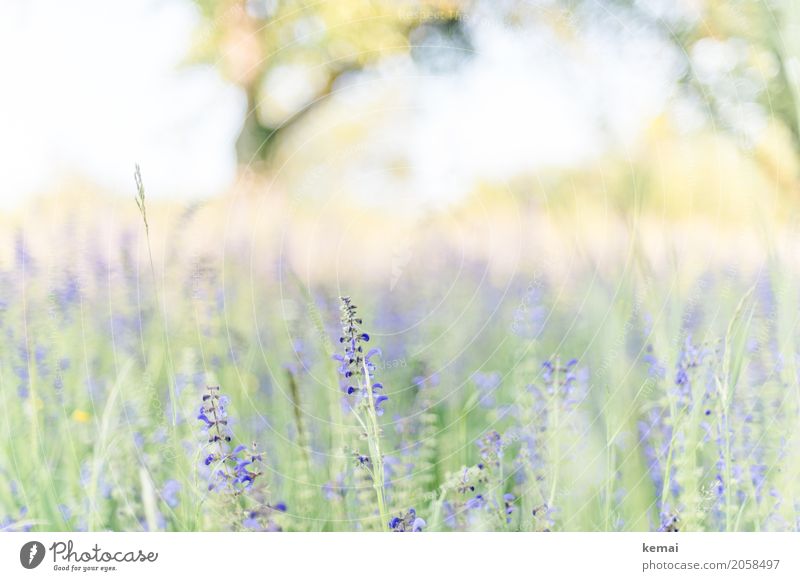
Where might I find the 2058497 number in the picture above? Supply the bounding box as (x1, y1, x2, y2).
(729, 560, 780, 570)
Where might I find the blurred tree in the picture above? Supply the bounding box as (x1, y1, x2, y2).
(188, 0, 470, 165)
(643, 0, 799, 154)
(563, 0, 800, 166)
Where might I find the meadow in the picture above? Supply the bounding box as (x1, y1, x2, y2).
(1, 182, 799, 533)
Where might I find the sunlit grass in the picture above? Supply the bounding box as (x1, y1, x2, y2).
(1, 190, 799, 532)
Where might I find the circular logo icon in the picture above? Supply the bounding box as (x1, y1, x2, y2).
(20, 541, 46, 569)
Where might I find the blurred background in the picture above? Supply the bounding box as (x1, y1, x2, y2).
(2, 0, 800, 283)
(2, 0, 798, 212)
(4, 0, 800, 532)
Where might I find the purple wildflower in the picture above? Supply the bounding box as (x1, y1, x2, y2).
(198, 386, 262, 494)
(161, 480, 181, 508)
(472, 371, 501, 408)
(389, 508, 426, 532)
(334, 296, 387, 414)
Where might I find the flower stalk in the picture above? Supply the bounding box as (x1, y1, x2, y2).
(335, 296, 390, 530)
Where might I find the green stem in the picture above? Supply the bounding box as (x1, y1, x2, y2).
(548, 363, 560, 509)
(724, 409, 734, 531)
(135, 165, 178, 426)
(604, 423, 614, 531)
(362, 360, 389, 530)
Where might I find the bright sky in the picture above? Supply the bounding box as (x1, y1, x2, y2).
(0, 0, 242, 207)
(373, 13, 680, 207)
(0, 0, 680, 209)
